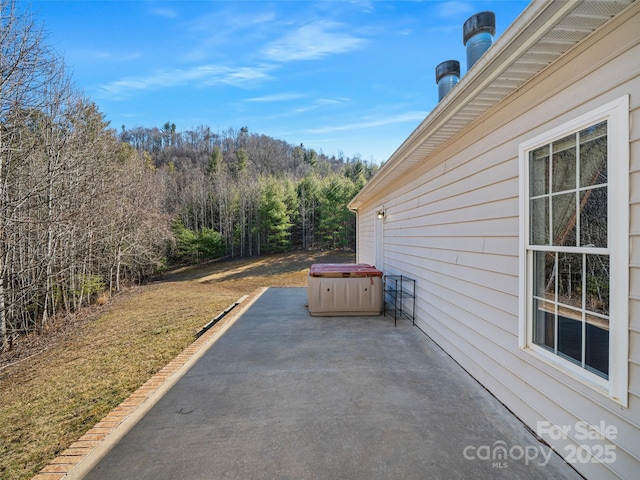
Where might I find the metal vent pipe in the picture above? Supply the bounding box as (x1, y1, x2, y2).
(435, 60, 460, 101)
(463, 11, 495, 70)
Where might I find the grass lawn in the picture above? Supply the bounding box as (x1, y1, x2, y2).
(0, 250, 355, 480)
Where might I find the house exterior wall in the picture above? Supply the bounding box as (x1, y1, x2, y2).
(355, 7, 639, 479)
(356, 212, 375, 267)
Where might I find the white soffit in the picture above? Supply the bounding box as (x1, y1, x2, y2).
(349, 0, 635, 210)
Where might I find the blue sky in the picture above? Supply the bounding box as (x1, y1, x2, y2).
(30, 0, 529, 163)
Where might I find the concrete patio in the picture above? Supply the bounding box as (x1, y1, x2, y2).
(76, 287, 581, 479)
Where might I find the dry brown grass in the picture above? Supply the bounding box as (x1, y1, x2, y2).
(0, 250, 355, 480)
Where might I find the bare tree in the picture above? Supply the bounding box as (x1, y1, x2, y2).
(0, 0, 59, 349)
(0, 1, 174, 350)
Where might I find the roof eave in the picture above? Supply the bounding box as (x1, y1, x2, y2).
(348, 0, 630, 211)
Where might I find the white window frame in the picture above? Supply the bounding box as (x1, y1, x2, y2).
(518, 96, 629, 407)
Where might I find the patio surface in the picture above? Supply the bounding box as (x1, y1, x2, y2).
(74, 287, 581, 479)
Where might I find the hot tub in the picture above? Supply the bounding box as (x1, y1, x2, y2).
(307, 263, 383, 316)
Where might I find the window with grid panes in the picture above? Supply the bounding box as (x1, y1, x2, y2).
(519, 97, 629, 405)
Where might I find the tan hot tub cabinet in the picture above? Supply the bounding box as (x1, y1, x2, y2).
(307, 263, 384, 316)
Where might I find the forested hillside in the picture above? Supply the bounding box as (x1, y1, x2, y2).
(120, 124, 378, 260)
(0, 0, 378, 350)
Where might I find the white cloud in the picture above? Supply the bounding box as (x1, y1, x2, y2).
(306, 111, 428, 134)
(152, 8, 177, 19)
(247, 93, 305, 103)
(316, 98, 349, 105)
(97, 64, 275, 99)
(209, 65, 274, 85)
(94, 50, 143, 62)
(435, 1, 475, 19)
(263, 20, 365, 62)
(183, 11, 277, 63)
(189, 11, 276, 33)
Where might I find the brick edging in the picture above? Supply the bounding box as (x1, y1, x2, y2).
(32, 289, 265, 480)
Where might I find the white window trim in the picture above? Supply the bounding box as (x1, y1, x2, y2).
(518, 95, 629, 407)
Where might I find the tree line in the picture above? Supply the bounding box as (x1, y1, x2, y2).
(123, 124, 378, 262)
(0, 0, 379, 350)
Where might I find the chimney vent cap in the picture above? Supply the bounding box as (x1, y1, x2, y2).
(463, 11, 496, 45)
(435, 60, 460, 83)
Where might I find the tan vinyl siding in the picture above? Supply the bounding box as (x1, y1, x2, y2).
(627, 36, 640, 471)
(355, 6, 639, 478)
(627, 17, 640, 478)
(355, 208, 375, 265)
